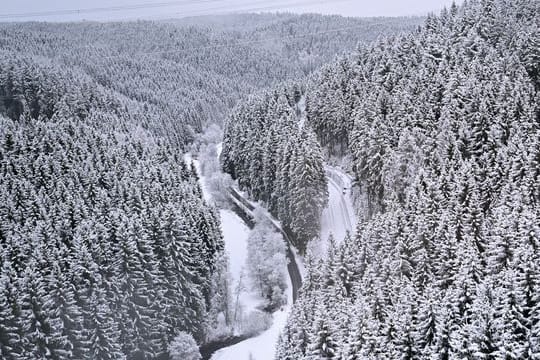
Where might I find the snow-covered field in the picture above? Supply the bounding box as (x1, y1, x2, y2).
(213, 177, 294, 360)
(213, 165, 357, 360)
(187, 151, 356, 359)
(186, 152, 263, 312)
(187, 149, 292, 359)
(220, 210, 249, 285)
(211, 269, 292, 360)
(219, 209, 266, 316)
(2, 1, 456, 22)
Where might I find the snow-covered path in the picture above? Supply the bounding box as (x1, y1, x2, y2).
(212, 189, 297, 360)
(187, 150, 356, 359)
(212, 166, 358, 360)
(184, 152, 260, 312)
(211, 276, 292, 360)
(219, 209, 249, 286)
(186, 150, 293, 360)
(320, 166, 357, 249)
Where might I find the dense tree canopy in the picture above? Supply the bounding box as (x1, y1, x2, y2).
(0, 89, 224, 359)
(0, 15, 421, 148)
(221, 84, 328, 252)
(0, 12, 421, 359)
(274, 0, 540, 358)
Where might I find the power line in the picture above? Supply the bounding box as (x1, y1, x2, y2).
(98, 21, 372, 59)
(0, 19, 377, 62)
(0, 0, 351, 21)
(0, 0, 229, 19)
(111, 0, 355, 22)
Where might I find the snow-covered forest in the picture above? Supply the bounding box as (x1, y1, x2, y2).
(273, 1, 539, 358)
(1, 0, 539, 359)
(0, 11, 422, 360)
(221, 0, 540, 358)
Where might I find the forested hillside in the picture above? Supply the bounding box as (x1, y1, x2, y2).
(0, 13, 422, 359)
(0, 63, 224, 359)
(219, 0, 539, 358)
(0, 15, 421, 147)
(272, 0, 540, 358)
(221, 85, 329, 252)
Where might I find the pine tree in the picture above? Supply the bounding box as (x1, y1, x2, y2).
(308, 319, 338, 359)
(290, 126, 328, 252)
(85, 287, 126, 360)
(0, 263, 22, 360)
(18, 265, 69, 359)
(48, 264, 87, 359)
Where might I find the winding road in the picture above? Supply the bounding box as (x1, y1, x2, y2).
(206, 108, 358, 359)
(228, 187, 303, 302)
(228, 165, 356, 303)
(202, 161, 356, 360)
(320, 166, 357, 247)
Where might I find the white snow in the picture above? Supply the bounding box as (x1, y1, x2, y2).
(294, 95, 357, 255)
(297, 95, 307, 129)
(220, 209, 266, 321)
(188, 148, 291, 355)
(220, 209, 249, 284)
(205, 156, 294, 360)
(211, 265, 293, 360)
(290, 245, 307, 280)
(183, 153, 212, 203)
(216, 142, 223, 158)
(230, 187, 288, 234)
(3, 1, 465, 22)
(189, 148, 355, 359)
(319, 166, 357, 253)
(185, 152, 261, 313)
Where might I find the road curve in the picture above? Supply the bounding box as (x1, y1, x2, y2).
(320, 166, 356, 246)
(228, 187, 302, 302)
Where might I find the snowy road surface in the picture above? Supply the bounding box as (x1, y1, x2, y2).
(228, 187, 302, 302)
(187, 149, 295, 360)
(319, 166, 357, 251)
